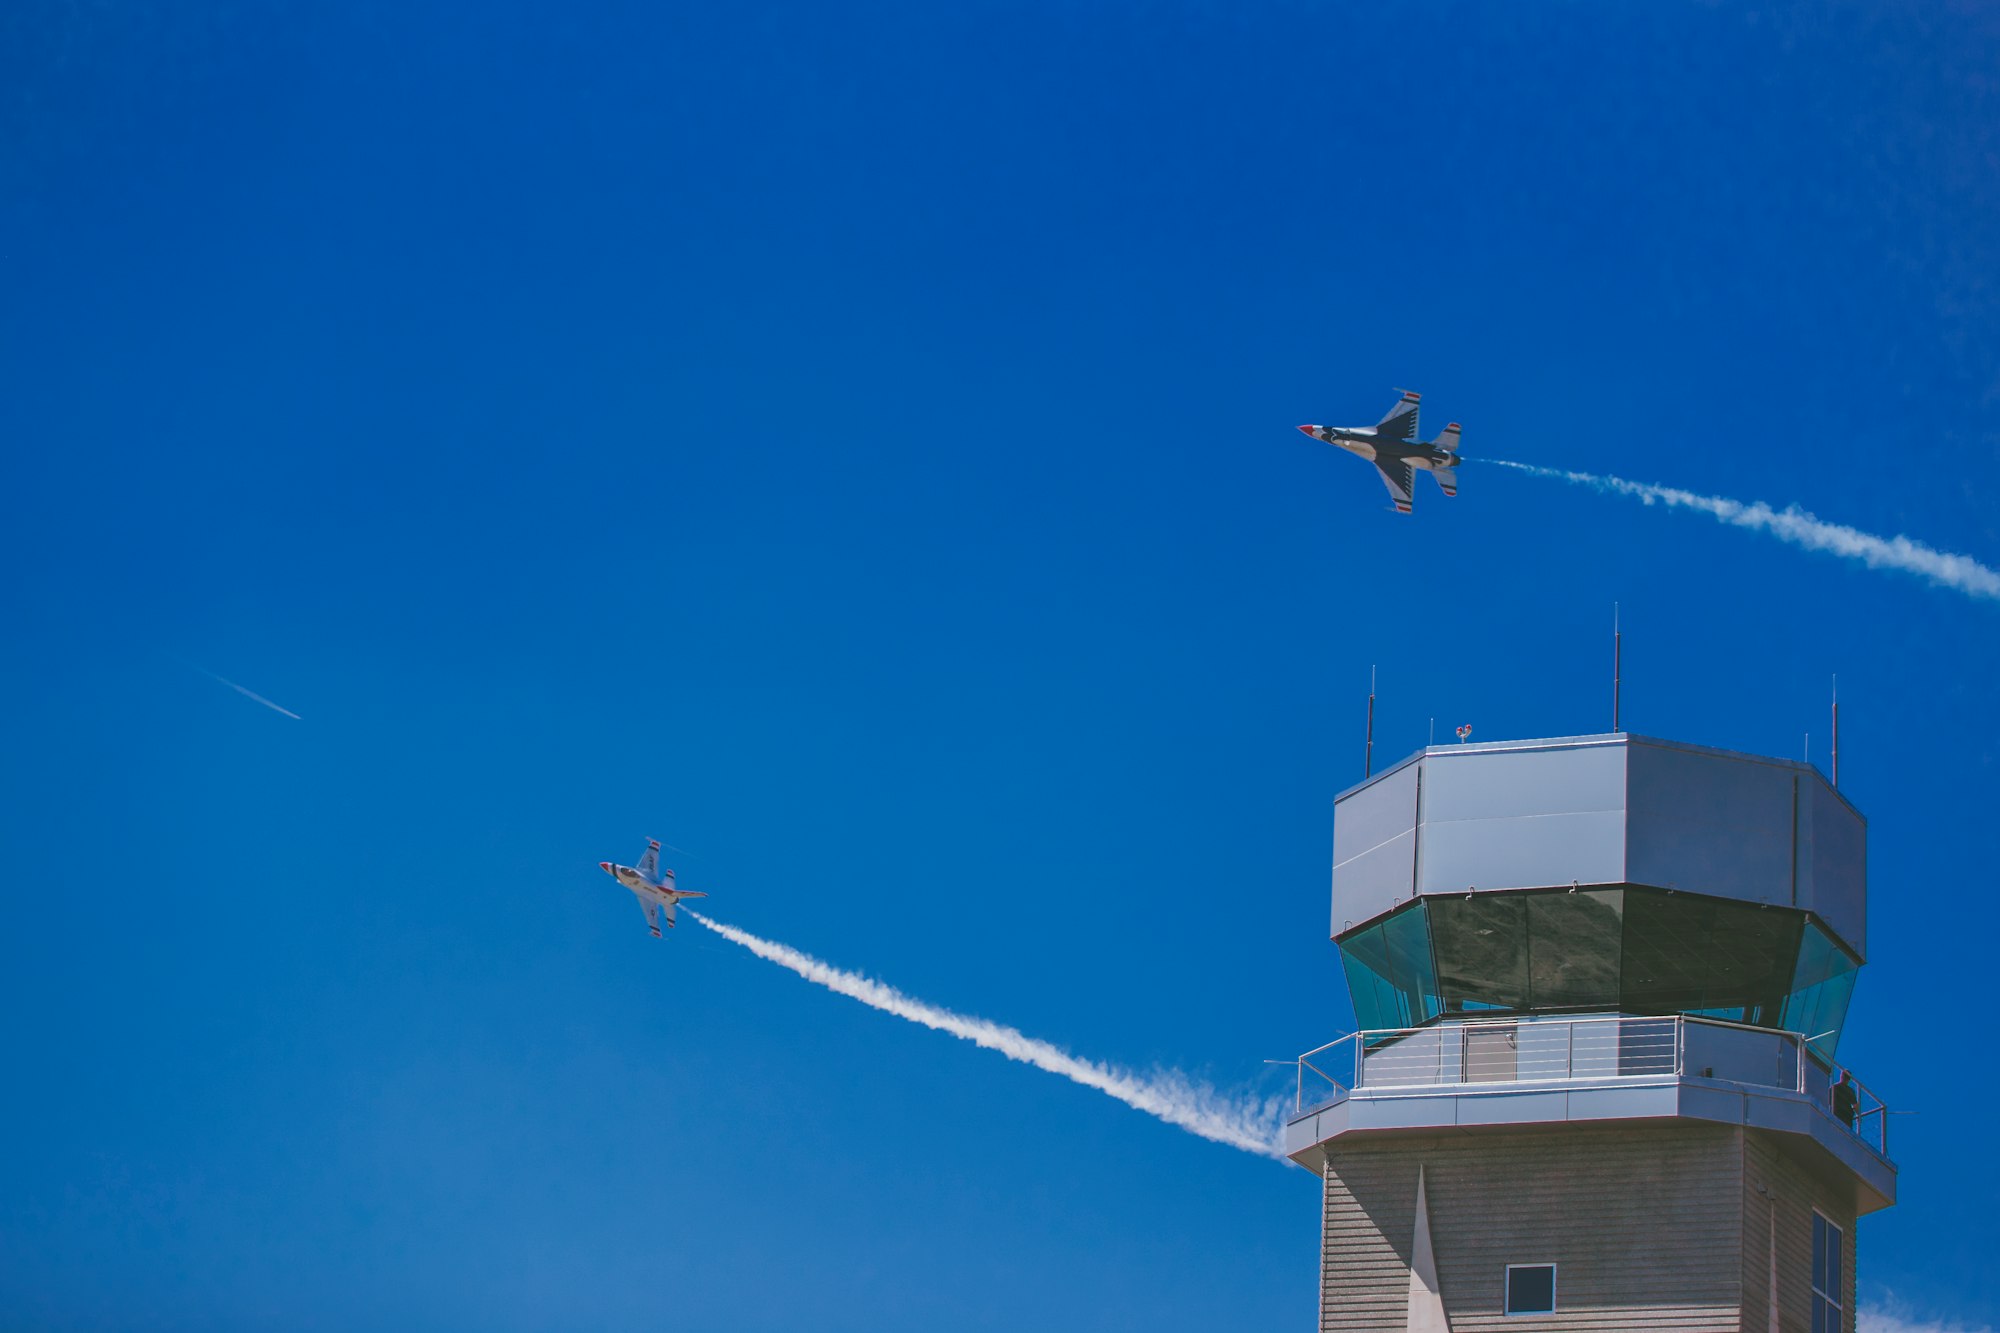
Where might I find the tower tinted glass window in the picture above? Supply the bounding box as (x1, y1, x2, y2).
(1812, 1213, 1843, 1332)
(1785, 924, 1862, 1062)
(1525, 889, 1623, 1008)
(1430, 893, 1529, 1011)
(1338, 902, 1440, 1030)
(1620, 889, 1801, 1023)
(1505, 1263, 1556, 1314)
(1336, 883, 1858, 1038)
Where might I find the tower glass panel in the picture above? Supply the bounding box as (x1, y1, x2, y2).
(1337, 886, 1856, 1047)
(1783, 923, 1861, 1061)
(1526, 889, 1624, 1008)
(1431, 893, 1529, 1012)
(1620, 891, 1801, 1024)
(1339, 901, 1441, 1030)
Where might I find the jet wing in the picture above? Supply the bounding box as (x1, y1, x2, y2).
(639, 897, 663, 937)
(1374, 391, 1421, 442)
(1373, 457, 1416, 514)
(636, 840, 660, 882)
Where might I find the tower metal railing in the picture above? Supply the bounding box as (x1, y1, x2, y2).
(1292, 1014, 1889, 1156)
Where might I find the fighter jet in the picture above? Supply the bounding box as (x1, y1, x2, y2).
(1298, 391, 1462, 514)
(600, 839, 707, 936)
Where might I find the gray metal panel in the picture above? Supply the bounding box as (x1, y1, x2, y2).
(1678, 1082, 1752, 1126)
(1626, 741, 1796, 903)
(1330, 835, 1417, 935)
(1418, 811, 1628, 895)
(1420, 742, 1628, 823)
(1329, 732, 1869, 940)
(1566, 1083, 1681, 1122)
(1802, 1112, 1899, 1210)
(1290, 1083, 1895, 1208)
(1454, 1089, 1571, 1126)
(1331, 760, 1420, 933)
(1801, 776, 1867, 958)
(1414, 741, 1628, 893)
(1284, 1106, 1347, 1156)
(1683, 1021, 1799, 1090)
(1346, 1093, 1471, 1133)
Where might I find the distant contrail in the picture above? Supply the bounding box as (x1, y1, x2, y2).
(687, 911, 1286, 1159)
(186, 663, 301, 719)
(1490, 460, 2000, 602)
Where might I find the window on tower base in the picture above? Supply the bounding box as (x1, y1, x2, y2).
(1812, 1213, 1844, 1333)
(1504, 1263, 1556, 1315)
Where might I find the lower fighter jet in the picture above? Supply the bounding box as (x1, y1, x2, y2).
(600, 839, 707, 936)
(1298, 391, 1462, 514)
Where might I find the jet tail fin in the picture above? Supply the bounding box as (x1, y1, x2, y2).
(1430, 422, 1461, 497)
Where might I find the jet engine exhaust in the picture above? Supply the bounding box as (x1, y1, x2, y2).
(685, 911, 1287, 1159)
(1489, 459, 2000, 602)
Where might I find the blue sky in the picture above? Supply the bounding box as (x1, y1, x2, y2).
(3, 2, 1997, 1328)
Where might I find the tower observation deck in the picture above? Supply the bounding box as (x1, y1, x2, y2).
(1288, 732, 1893, 1332)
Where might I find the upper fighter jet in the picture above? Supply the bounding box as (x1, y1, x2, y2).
(1298, 391, 1462, 514)
(600, 839, 707, 936)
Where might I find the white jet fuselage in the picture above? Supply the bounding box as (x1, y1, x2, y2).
(601, 840, 708, 935)
(605, 861, 684, 903)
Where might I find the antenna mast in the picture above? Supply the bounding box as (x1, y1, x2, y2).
(1831, 675, 1840, 787)
(1364, 665, 1376, 778)
(1612, 603, 1622, 732)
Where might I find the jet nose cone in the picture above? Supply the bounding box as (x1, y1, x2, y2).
(598, 861, 613, 874)
(1297, 425, 1319, 437)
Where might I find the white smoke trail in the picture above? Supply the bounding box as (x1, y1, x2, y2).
(1488, 460, 2000, 602)
(687, 911, 1287, 1159)
(1858, 1300, 1995, 1333)
(186, 663, 302, 719)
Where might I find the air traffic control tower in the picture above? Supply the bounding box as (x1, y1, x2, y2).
(1286, 733, 1894, 1332)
